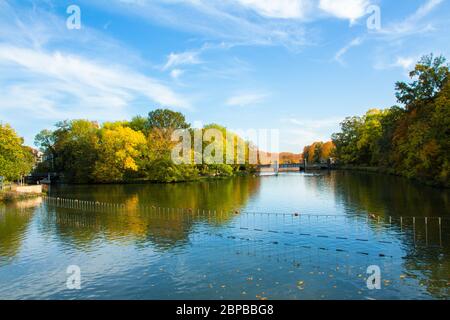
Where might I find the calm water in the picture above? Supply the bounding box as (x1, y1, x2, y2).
(0, 171, 449, 300)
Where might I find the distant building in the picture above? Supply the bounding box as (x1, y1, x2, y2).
(30, 148, 43, 165)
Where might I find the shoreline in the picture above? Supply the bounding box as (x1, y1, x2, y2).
(0, 191, 44, 204)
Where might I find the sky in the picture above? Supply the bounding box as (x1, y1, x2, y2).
(0, 0, 449, 152)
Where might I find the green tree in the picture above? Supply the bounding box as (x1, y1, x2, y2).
(0, 123, 34, 181)
(396, 54, 449, 107)
(53, 120, 100, 183)
(128, 116, 148, 134)
(332, 55, 450, 187)
(147, 109, 190, 130)
(332, 116, 364, 165)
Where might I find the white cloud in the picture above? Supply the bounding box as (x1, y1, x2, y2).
(376, 0, 443, 38)
(282, 117, 343, 149)
(236, 0, 312, 19)
(0, 45, 191, 120)
(0, 1, 190, 127)
(101, 0, 313, 49)
(163, 50, 202, 70)
(319, 0, 370, 23)
(395, 57, 415, 71)
(334, 36, 364, 64)
(170, 69, 185, 79)
(226, 92, 269, 107)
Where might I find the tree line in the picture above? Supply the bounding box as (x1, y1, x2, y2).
(34, 109, 257, 183)
(331, 55, 450, 187)
(302, 141, 335, 164)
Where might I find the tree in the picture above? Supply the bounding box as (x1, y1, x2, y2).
(0, 123, 34, 181)
(93, 126, 146, 183)
(321, 142, 335, 161)
(147, 109, 190, 130)
(331, 55, 450, 186)
(302, 141, 335, 164)
(128, 116, 148, 134)
(395, 54, 449, 107)
(47, 120, 100, 183)
(332, 116, 364, 165)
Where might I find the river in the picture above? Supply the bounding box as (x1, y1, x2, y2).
(0, 171, 449, 299)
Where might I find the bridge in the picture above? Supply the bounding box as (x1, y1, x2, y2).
(25, 173, 58, 185)
(257, 161, 334, 173)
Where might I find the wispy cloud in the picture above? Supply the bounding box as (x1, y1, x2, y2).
(394, 57, 416, 71)
(376, 0, 444, 38)
(0, 45, 191, 119)
(236, 0, 313, 19)
(163, 50, 202, 70)
(0, 2, 190, 124)
(333, 0, 445, 67)
(282, 116, 343, 149)
(226, 92, 269, 107)
(334, 36, 364, 64)
(319, 0, 370, 23)
(170, 69, 185, 80)
(99, 0, 374, 50)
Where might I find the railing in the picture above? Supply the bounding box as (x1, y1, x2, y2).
(41, 196, 449, 248)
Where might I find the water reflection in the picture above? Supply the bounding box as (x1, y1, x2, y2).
(0, 173, 449, 299)
(0, 198, 41, 262)
(42, 177, 261, 250)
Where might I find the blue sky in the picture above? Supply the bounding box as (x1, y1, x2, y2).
(0, 0, 449, 152)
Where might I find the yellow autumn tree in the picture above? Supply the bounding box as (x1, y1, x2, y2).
(93, 125, 146, 183)
(321, 141, 336, 160)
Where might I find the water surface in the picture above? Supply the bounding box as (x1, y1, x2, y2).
(1, 171, 449, 300)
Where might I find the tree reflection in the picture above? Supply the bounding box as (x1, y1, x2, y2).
(42, 177, 261, 250)
(0, 199, 41, 261)
(328, 171, 450, 299)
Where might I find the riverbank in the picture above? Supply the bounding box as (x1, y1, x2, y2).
(0, 191, 43, 203)
(0, 185, 45, 203)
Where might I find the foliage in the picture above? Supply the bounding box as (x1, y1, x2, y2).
(395, 54, 450, 107)
(0, 123, 35, 181)
(33, 109, 255, 183)
(333, 55, 450, 187)
(147, 109, 190, 131)
(93, 126, 146, 183)
(303, 141, 335, 164)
